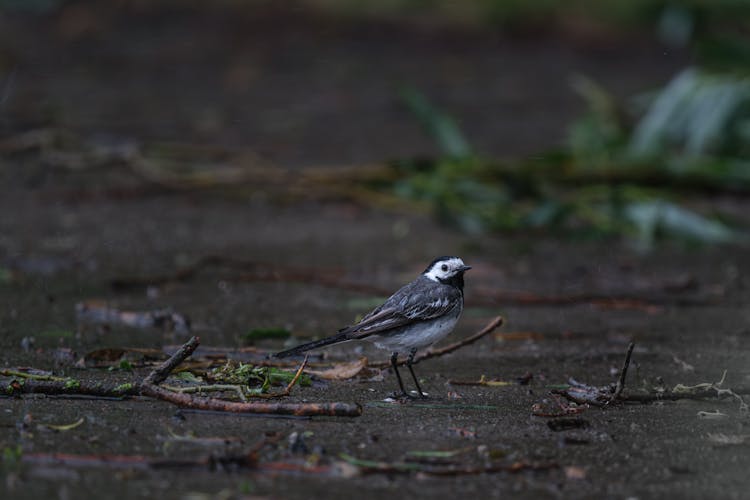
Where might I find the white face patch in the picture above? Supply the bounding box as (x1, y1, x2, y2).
(424, 257, 467, 282)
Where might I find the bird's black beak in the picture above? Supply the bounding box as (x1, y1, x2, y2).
(459, 265, 472, 272)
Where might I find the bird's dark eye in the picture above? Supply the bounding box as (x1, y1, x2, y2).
(441, 264, 448, 272)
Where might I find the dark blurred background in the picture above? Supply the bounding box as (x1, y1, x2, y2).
(1, 0, 748, 250)
(2, 5, 749, 498)
(0, 0, 696, 163)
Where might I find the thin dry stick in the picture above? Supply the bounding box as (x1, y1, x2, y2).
(283, 355, 309, 393)
(610, 342, 635, 403)
(140, 384, 361, 417)
(338, 453, 558, 476)
(21, 451, 255, 470)
(619, 387, 750, 403)
(370, 316, 504, 369)
(144, 336, 200, 385)
(6, 379, 140, 398)
(250, 355, 309, 399)
(162, 384, 249, 402)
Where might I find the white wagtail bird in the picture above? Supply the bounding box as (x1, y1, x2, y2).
(275, 256, 471, 398)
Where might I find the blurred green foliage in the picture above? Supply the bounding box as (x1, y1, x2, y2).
(5, 0, 747, 248)
(571, 70, 750, 183)
(629, 70, 749, 158)
(2, 445, 22, 466)
(242, 327, 292, 343)
(400, 88, 473, 160)
(394, 72, 750, 248)
(107, 359, 134, 372)
(380, 0, 750, 248)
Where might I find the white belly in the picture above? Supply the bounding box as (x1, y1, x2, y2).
(369, 309, 461, 353)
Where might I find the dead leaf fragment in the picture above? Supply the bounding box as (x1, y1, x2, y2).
(565, 465, 587, 480)
(42, 417, 85, 432)
(305, 357, 368, 380)
(697, 410, 728, 419)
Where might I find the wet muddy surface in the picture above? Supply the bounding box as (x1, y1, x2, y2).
(2, 186, 749, 499)
(2, 3, 750, 499)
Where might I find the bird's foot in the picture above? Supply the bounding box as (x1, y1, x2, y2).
(388, 391, 416, 401)
(388, 390, 429, 401)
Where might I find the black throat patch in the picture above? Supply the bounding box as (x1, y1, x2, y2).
(438, 273, 465, 292)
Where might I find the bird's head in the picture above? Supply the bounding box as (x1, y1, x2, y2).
(423, 256, 471, 288)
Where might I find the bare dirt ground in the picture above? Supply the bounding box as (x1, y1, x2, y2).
(1, 3, 749, 499)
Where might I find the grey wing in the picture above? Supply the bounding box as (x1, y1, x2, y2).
(340, 279, 461, 339)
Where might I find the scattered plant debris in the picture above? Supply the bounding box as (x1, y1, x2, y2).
(546, 344, 750, 412)
(697, 410, 729, 419)
(2, 338, 361, 417)
(39, 417, 85, 432)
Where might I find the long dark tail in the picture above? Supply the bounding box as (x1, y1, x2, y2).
(274, 332, 349, 358)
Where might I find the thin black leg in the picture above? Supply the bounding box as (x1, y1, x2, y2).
(390, 352, 408, 397)
(406, 348, 426, 397)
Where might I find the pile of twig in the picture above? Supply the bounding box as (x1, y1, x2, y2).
(551, 343, 750, 410)
(4, 337, 362, 417)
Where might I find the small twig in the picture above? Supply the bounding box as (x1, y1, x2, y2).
(140, 384, 361, 417)
(370, 316, 504, 369)
(338, 453, 557, 476)
(162, 384, 248, 402)
(621, 389, 750, 403)
(415, 316, 504, 363)
(283, 355, 309, 394)
(21, 451, 255, 471)
(610, 342, 635, 403)
(245, 355, 309, 399)
(143, 336, 200, 386)
(0, 369, 67, 382)
(3, 379, 139, 398)
(622, 372, 749, 410)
